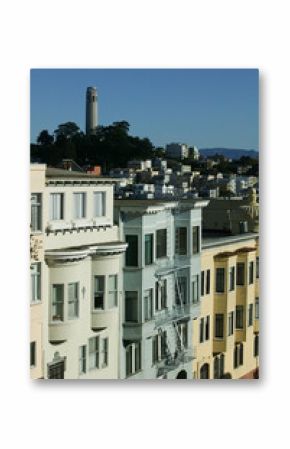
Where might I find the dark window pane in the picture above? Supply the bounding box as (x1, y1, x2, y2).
(215, 314, 224, 338)
(125, 291, 138, 322)
(30, 342, 36, 367)
(192, 226, 200, 254)
(237, 263, 245, 285)
(125, 235, 138, 267)
(156, 229, 167, 258)
(216, 268, 225, 293)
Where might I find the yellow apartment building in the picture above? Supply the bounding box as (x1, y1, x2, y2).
(193, 233, 259, 379)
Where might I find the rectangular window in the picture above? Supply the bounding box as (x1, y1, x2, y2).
(201, 271, 205, 296)
(145, 234, 154, 265)
(152, 335, 159, 364)
(180, 323, 188, 348)
(192, 226, 200, 254)
(126, 342, 141, 376)
(144, 289, 153, 321)
(94, 192, 106, 217)
(31, 193, 42, 231)
(236, 305, 244, 329)
(176, 276, 187, 305)
(125, 291, 138, 322)
(192, 275, 199, 303)
(161, 331, 167, 358)
(206, 269, 210, 295)
(30, 342, 36, 367)
(74, 192, 86, 218)
(229, 266, 235, 291)
(255, 298, 259, 319)
(234, 343, 244, 368)
(175, 227, 187, 255)
(156, 229, 167, 258)
(79, 345, 86, 374)
(249, 261, 254, 284)
(135, 342, 141, 372)
(216, 268, 225, 293)
(68, 282, 79, 319)
(51, 284, 64, 321)
(205, 315, 210, 340)
(94, 276, 105, 309)
(155, 280, 167, 311)
(125, 235, 138, 267)
(254, 335, 259, 357)
(256, 257, 259, 279)
(248, 303, 254, 326)
(50, 193, 64, 220)
(199, 317, 204, 343)
(102, 338, 108, 367)
(89, 336, 99, 370)
(108, 275, 118, 308)
(228, 311, 234, 336)
(31, 262, 41, 303)
(215, 314, 224, 338)
(236, 262, 245, 285)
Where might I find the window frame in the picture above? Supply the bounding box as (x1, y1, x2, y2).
(89, 336, 100, 370)
(50, 192, 64, 221)
(125, 291, 139, 323)
(175, 227, 188, 256)
(156, 229, 167, 259)
(51, 284, 64, 322)
(93, 276, 105, 310)
(125, 235, 138, 267)
(31, 262, 41, 303)
(94, 191, 106, 217)
(31, 193, 42, 232)
(236, 262, 245, 286)
(30, 341, 36, 367)
(235, 305, 244, 329)
(215, 313, 224, 339)
(216, 267, 225, 293)
(68, 282, 79, 319)
(144, 233, 154, 265)
(108, 274, 118, 308)
(73, 192, 86, 219)
(79, 345, 87, 375)
(192, 226, 200, 254)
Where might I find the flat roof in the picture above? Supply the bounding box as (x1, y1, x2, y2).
(202, 232, 259, 249)
(45, 167, 118, 183)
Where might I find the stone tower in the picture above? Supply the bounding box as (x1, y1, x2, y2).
(86, 87, 98, 135)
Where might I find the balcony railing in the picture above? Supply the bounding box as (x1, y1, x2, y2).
(155, 304, 192, 328)
(156, 347, 195, 376)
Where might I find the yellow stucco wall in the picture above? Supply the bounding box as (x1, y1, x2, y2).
(193, 236, 259, 379)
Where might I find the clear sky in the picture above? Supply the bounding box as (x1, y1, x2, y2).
(30, 68, 258, 149)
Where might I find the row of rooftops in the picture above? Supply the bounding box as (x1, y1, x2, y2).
(32, 164, 259, 250)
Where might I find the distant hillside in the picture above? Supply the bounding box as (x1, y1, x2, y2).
(200, 148, 259, 160)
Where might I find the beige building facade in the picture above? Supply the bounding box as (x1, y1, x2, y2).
(30, 166, 126, 379)
(193, 233, 259, 379)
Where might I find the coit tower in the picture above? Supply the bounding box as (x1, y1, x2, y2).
(86, 86, 98, 135)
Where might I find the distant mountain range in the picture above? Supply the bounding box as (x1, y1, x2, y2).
(199, 148, 259, 160)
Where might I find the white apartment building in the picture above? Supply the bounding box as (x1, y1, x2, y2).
(30, 166, 127, 379)
(166, 143, 189, 160)
(115, 199, 208, 379)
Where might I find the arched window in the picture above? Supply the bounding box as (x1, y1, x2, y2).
(200, 363, 209, 379)
(214, 357, 220, 379)
(176, 370, 187, 379)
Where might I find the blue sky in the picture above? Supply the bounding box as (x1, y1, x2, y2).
(30, 69, 259, 149)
